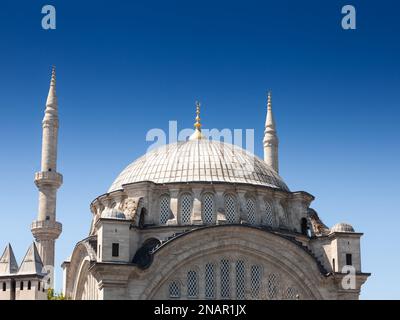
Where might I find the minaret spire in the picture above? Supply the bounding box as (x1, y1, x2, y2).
(189, 101, 206, 140)
(263, 91, 279, 172)
(31, 67, 63, 288)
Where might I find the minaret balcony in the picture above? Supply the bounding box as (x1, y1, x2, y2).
(31, 220, 62, 240)
(34, 171, 63, 188)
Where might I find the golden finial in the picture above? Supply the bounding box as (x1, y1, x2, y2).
(194, 101, 201, 130)
(189, 100, 205, 140)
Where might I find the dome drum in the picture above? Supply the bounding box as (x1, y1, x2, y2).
(90, 179, 314, 237)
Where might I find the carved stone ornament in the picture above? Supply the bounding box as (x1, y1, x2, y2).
(120, 198, 139, 220)
(308, 208, 329, 236)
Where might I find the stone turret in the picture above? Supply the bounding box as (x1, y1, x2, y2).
(31, 67, 62, 287)
(0, 243, 47, 300)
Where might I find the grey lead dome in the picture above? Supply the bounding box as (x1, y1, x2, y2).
(108, 139, 289, 193)
(330, 223, 355, 233)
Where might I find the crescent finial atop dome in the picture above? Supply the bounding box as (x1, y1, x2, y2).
(189, 101, 206, 140)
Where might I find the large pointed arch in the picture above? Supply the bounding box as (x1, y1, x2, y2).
(137, 225, 328, 299)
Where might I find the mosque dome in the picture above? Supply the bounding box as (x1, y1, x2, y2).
(330, 222, 355, 233)
(108, 139, 289, 193)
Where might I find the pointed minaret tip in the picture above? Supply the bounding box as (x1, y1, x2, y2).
(267, 90, 272, 108)
(265, 91, 275, 128)
(50, 65, 56, 87)
(263, 90, 279, 173)
(44, 65, 58, 117)
(189, 100, 206, 140)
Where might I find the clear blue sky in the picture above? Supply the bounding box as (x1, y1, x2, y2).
(0, 0, 399, 299)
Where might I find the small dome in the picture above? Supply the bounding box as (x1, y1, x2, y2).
(101, 208, 126, 220)
(330, 223, 355, 233)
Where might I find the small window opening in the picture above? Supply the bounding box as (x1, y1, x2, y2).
(346, 253, 352, 266)
(112, 243, 119, 257)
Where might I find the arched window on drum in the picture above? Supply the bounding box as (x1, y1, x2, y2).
(159, 194, 171, 225)
(202, 193, 215, 224)
(246, 198, 257, 225)
(179, 193, 193, 224)
(263, 200, 274, 227)
(224, 194, 237, 223)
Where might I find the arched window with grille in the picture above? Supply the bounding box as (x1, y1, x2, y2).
(2, 282, 5, 291)
(224, 194, 237, 223)
(20, 281, 23, 290)
(220, 259, 231, 299)
(250, 265, 262, 298)
(264, 200, 274, 227)
(285, 287, 298, 300)
(179, 193, 193, 224)
(187, 270, 198, 298)
(159, 194, 171, 225)
(267, 273, 279, 299)
(168, 281, 181, 298)
(205, 263, 215, 299)
(202, 193, 215, 224)
(27, 280, 31, 290)
(235, 260, 245, 299)
(246, 198, 256, 225)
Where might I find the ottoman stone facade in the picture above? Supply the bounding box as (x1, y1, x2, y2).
(0, 70, 370, 300)
(62, 93, 370, 300)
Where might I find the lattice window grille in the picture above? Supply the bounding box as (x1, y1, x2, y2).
(267, 273, 279, 299)
(235, 260, 245, 300)
(187, 270, 198, 298)
(159, 195, 170, 225)
(224, 194, 237, 223)
(203, 194, 215, 224)
(220, 259, 231, 299)
(246, 198, 256, 225)
(264, 200, 274, 226)
(169, 281, 180, 298)
(205, 263, 216, 299)
(250, 265, 262, 299)
(180, 194, 193, 224)
(286, 287, 298, 300)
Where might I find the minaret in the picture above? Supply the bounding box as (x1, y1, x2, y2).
(31, 66, 62, 286)
(263, 91, 279, 172)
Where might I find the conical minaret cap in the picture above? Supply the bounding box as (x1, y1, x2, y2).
(265, 91, 276, 131)
(263, 91, 279, 173)
(44, 66, 58, 119)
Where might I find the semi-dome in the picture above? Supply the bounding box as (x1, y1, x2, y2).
(108, 139, 289, 193)
(330, 222, 355, 233)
